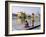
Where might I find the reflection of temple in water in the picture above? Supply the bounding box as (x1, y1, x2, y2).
(16, 12, 26, 24)
(16, 12, 22, 24)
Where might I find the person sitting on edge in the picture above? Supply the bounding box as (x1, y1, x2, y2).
(25, 20, 29, 28)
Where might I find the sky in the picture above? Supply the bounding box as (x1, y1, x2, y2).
(12, 6, 40, 15)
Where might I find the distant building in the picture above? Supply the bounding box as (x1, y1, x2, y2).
(17, 12, 22, 17)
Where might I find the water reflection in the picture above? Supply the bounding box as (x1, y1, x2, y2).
(12, 13, 40, 30)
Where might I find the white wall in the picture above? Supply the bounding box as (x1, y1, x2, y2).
(0, 0, 46, 37)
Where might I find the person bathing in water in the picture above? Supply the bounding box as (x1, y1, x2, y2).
(25, 20, 29, 28)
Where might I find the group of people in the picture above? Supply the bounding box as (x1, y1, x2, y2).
(25, 13, 35, 28)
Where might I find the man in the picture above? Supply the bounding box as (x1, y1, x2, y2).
(32, 13, 34, 27)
